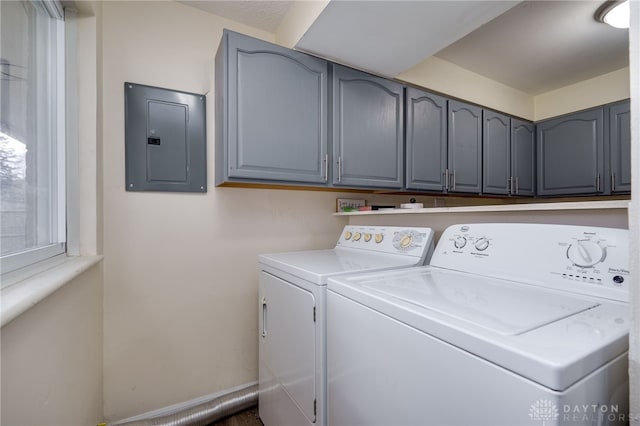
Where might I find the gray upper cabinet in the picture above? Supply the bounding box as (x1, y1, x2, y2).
(405, 88, 447, 191)
(332, 65, 404, 189)
(608, 100, 631, 193)
(483, 112, 535, 197)
(448, 100, 482, 193)
(215, 30, 329, 185)
(537, 108, 604, 196)
(482, 110, 510, 195)
(511, 119, 536, 196)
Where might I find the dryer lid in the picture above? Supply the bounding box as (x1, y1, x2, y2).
(259, 249, 420, 285)
(359, 268, 599, 335)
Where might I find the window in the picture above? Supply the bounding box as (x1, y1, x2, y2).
(1, 0, 66, 277)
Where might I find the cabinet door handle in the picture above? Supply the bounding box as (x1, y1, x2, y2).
(611, 172, 616, 192)
(444, 168, 449, 191)
(261, 297, 267, 338)
(596, 173, 601, 192)
(323, 154, 328, 182)
(508, 177, 513, 195)
(451, 170, 456, 191)
(515, 177, 519, 195)
(337, 156, 342, 183)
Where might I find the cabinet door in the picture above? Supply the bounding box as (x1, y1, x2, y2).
(537, 108, 604, 196)
(511, 119, 536, 196)
(448, 100, 482, 193)
(405, 88, 447, 191)
(482, 110, 510, 195)
(609, 101, 631, 193)
(216, 30, 328, 185)
(332, 65, 404, 189)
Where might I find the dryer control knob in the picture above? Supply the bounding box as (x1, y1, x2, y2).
(454, 236, 467, 249)
(475, 237, 490, 251)
(375, 234, 384, 244)
(567, 240, 606, 268)
(399, 234, 413, 248)
(344, 231, 352, 240)
(353, 232, 362, 241)
(364, 233, 372, 242)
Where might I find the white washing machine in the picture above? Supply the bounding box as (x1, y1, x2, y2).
(327, 223, 630, 426)
(258, 225, 436, 426)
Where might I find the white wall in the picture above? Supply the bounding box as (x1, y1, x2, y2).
(0, 265, 104, 426)
(99, 2, 356, 421)
(0, 8, 105, 426)
(347, 209, 628, 243)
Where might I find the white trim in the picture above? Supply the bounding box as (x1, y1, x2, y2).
(626, 0, 640, 421)
(64, 7, 79, 255)
(56, 17, 66, 245)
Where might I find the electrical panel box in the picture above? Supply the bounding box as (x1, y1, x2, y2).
(125, 82, 206, 192)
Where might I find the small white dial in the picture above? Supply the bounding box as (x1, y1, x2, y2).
(454, 236, 467, 249)
(567, 240, 606, 268)
(475, 237, 490, 251)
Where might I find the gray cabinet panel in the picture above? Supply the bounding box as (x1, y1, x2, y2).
(332, 65, 403, 189)
(609, 100, 631, 193)
(537, 108, 604, 196)
(405, 88, 447, 191)
(482, 110, 510, 195)
(215, 30, 328, 185)
(448, 100, 482, 193)
(511, 119, 536, 196)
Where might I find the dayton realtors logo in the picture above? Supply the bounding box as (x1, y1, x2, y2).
(529, 399, 634, 424)
(529, 399, 559, 425)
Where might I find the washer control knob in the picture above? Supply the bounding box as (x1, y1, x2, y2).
(353, 232, 362, 241)
(454, 236, 467, 249)
(375, 234, 384, 244)
(344, 231, 352, 240)
(475, 237, 490, 251)
(364, 233, 372, 242)
(567, 240, 606, 268)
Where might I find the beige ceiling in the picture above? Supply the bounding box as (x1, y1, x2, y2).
(181, 0, 630, 95)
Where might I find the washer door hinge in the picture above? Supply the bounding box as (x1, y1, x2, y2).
(313, 307, 316, 322)
(314, 399, 317, 417)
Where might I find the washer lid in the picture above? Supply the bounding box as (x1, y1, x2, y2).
(328, 266, 630, 391)
(360, 268, 599, 335)
(259, 248, 420, 285)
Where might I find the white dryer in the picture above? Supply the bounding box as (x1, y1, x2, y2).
(258, 225, 435, 426)
(327, 223, 630, 426)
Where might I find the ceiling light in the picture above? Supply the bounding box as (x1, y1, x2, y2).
(595, 0, 630, 29)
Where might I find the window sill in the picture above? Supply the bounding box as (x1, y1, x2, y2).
(1, 255, 103, 327)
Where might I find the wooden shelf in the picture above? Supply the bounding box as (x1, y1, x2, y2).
(334, 200, 629, 216)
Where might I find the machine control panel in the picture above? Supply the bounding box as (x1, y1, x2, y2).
(432, 223, 630, 302)
(336, 225, 435, 260)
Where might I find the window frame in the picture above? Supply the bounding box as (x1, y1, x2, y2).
(0, 0, 67, 280)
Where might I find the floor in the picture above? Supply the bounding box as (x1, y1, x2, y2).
(210, 406, 263, 426)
